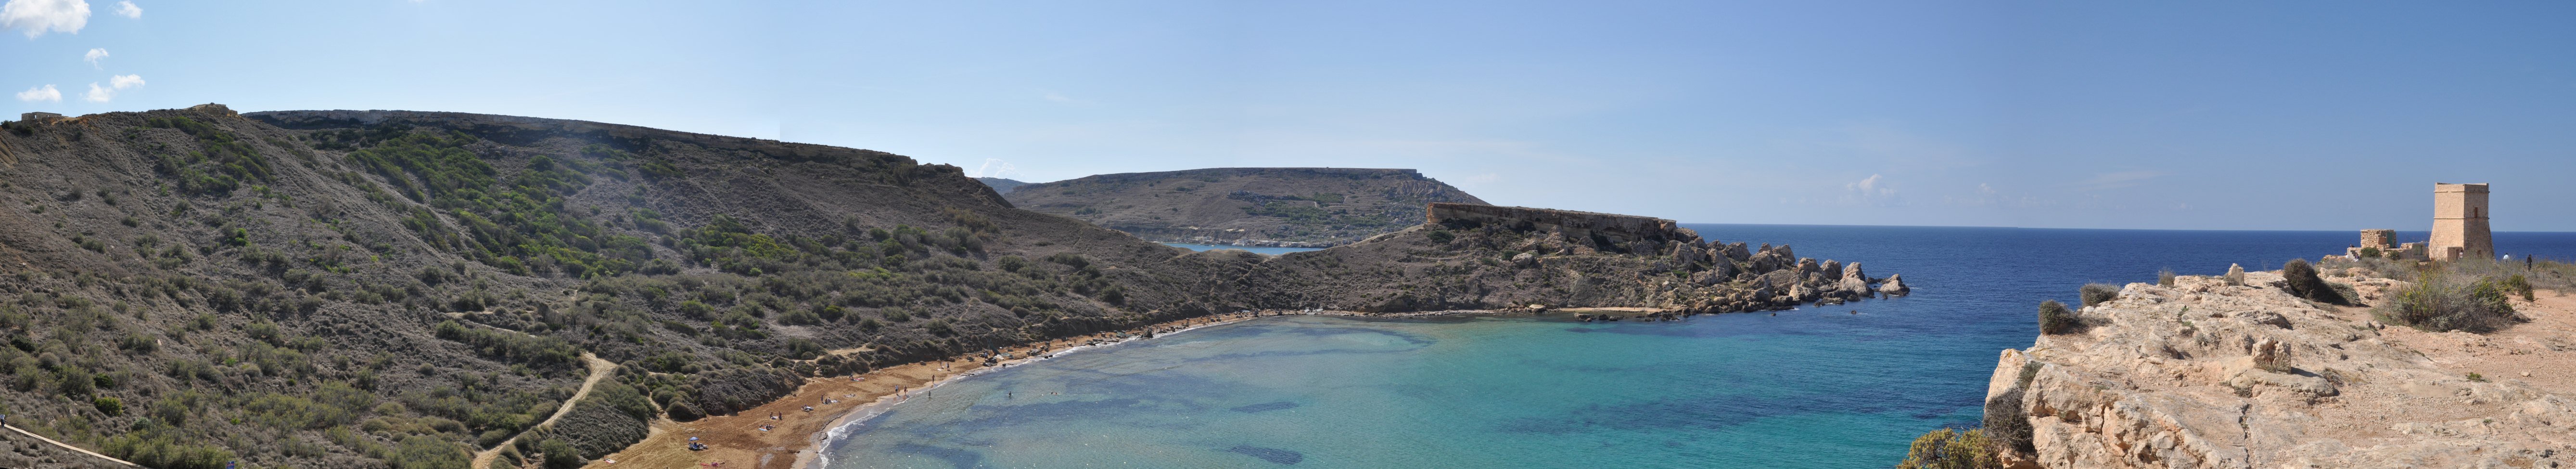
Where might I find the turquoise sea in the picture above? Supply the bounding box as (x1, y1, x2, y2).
(829, 226, 2576, 469)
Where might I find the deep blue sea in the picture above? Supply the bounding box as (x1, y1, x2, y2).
(827, 226, 2576, 469)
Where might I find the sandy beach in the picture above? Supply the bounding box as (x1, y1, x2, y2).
(580, 311, 1278, 469)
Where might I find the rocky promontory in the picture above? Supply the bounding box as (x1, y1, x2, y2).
(1982, 270, 2576, 468)
(1231, 204, 1904, 315)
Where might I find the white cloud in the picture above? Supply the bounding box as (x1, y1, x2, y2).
(970, 158, 1020, 179)
(1841, 174, 1901, 206)
(110, 0, 133, 18)
(1846, 174, 1894, 197)
(83, 47, 104, 67)
(0, 0, 91, 39)
(14, 84, 60, 102)
(81, 74, 140, 102)
(1976, 182, 1996, 195)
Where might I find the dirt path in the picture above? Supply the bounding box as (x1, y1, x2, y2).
(3, 423, 139, 467)
(472, 352, 617, 469)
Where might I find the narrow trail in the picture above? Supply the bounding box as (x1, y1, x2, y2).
(471, 352, 616, 469)
(2, 423, 140, 467)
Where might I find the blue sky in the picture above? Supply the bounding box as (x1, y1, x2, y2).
(6, 1, 2573, 231)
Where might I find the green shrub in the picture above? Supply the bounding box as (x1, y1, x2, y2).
(2376, 271, 2524, 333)
(94, 396, 124, 416)
(2157, 269, 2176, 287)
(2506, 274, 2535, 301)
(539, 438, 586, 469)
(2281, 259, 2349, 305)
(388, 435, 470, 469)
(1896, 428, 2002, 469)
(2359, 247, 2383, 259)
(1984, 386, 2033, 456)
(2037, 300, 2078, 335)
(2079, 283, 2118, 307)
(666, 401, 703, 421)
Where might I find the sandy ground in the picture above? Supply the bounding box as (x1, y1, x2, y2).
(2286, 288, 2576, 450)
(581, 312, 1274, 469)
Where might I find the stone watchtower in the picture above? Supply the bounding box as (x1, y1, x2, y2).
(2429, 183, 2492, 261)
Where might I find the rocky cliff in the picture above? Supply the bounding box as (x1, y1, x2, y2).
(1001, 167, 1487, 246)
(1984, 271, 2576, 468)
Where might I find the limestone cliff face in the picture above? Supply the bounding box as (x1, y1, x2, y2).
(1987, 273, 2576, 469)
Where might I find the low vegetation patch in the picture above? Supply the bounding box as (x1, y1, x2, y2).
(2037, 300, 2079, 335)
(2279, 259, 2350, 305)
(2375, 269, 2525, 333)
(1897, 428, 2002, 469)
(2078, 283, 2118, 307)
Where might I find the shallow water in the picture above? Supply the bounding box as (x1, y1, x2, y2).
(827, 226, 2576, 469)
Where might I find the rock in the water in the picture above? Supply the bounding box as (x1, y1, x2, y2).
(1820, 260, 1843, 281)
(1877, 274, 1909, 296)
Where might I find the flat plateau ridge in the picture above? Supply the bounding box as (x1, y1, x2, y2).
(1001, 167, 1487, 247)
(1989, 271, 2576, 468)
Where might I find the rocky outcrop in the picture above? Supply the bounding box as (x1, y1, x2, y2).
(1982, 272, 2576, 469)
(1234, 204, 1903, 315)
(1426, 203, 1695, 252)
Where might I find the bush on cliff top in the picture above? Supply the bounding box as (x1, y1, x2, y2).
(1896, 428, 2002, 469)
(2376, 270, 2524, 333)
(2079, 283, 2119, 307)
(2037, 300, 2078, 335)
(2280, 259, 2349, 305)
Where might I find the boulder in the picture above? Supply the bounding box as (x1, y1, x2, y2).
(1796, 258, 1820, 276)
(1820, 260, 1843, 281)
(1719, 242, 1751, 262)
(1838, 275, 1871, 298)
(1878, 274, 1910, 296)
(1511, 252, 1538, 268)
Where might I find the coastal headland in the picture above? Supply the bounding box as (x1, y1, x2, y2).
(1971, 264, 2576, 468)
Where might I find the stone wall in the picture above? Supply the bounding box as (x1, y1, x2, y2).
(2431, 183, 2493, 261)
(2358, 229, 2395, 249)
(1425, 203, 1695, 247)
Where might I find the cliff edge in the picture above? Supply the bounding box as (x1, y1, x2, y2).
(1984, 270, 2576, 468)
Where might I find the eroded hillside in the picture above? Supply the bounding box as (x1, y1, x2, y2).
(1002, 167, 1487, 247)
(0, 106, 1890, 469)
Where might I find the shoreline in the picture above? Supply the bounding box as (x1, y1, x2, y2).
(589, 306, 1620, 469)
(587, 310, 1283, 469)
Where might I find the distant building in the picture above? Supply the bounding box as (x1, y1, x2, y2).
(2429, 183, 2493, 261)
(2345, 228, 2426, 260)
(18, 112, 61, 121)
